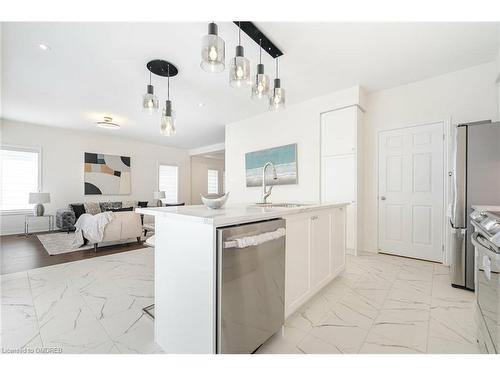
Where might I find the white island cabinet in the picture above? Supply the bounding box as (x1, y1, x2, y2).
(285, 206, 346, 316)
(137, 202, 347, 354)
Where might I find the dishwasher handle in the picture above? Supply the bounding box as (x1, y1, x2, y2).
(224, 227, 286, 249)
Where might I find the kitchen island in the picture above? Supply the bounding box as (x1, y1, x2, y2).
(136, 202, 348, 353)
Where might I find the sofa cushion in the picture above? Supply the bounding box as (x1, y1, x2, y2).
(84, 202, 101, 215)
(109, 207, 133, 212)
(122, 201, 138, 209)
(99, 201, 122, 212)
(70, 204, 86, 220)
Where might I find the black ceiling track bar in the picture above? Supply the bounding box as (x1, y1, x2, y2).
(233, 21, 283, 58)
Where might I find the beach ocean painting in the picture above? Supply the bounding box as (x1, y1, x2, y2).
(245, 144, 298, 187)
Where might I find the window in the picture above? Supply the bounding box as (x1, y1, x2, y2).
(0, 146, 40, 212)
(207, 169, 219, 195)
(158, 164, 178, 203)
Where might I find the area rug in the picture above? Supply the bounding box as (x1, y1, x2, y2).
(36, 232, 93, 255)
(37, 232, 149, 256)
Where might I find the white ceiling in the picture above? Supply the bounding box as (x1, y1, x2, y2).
(2, 22, 499, 149)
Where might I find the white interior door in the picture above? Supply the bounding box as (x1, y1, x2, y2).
(378, 122, 444, 262)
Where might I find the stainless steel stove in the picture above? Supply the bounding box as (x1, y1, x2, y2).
(471, 208, 500, 353)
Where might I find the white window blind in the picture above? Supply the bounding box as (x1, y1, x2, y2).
(0, 147, 40, 212)
(158, 165, 178, 203)
(207, 169, 219, 195)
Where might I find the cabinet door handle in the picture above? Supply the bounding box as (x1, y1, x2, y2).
(380, 196, 386, 201)
(311, 215, 318, 220)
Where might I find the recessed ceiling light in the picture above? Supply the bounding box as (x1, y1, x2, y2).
(96, 116, 120, 129)
(39, 43, 51, 51)
(198, 102, 205, 107)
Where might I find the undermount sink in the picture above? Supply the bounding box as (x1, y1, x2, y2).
(252, 203, 311, 208)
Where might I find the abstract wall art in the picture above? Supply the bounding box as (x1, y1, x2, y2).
(245, 144, 298, 187)
(84, 152, 131, 195)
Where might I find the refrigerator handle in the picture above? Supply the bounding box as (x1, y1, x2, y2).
(451, 125, 467, 228)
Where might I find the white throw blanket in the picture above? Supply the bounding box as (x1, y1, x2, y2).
(224, 227, 286, 249)
(72, 212, 115, 248)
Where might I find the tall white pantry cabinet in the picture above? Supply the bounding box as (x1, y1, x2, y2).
(320, 105, 364, 255)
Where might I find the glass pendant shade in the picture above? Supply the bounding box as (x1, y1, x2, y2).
(229, 45, 251, 88)
(252, 64, 270, 99)
(269, 78, 286, 111)
(142, 84, 159, 113)
(160, 100, 176, 136)
(201, 23, 225, 73)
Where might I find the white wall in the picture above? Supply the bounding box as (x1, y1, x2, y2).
(0, 119, 191, 235)
(0, 23, 3, 118)
(190, 156, 225, 204)
(225, 86, 363, 204)
(363, 62, 499, 254)
(497, 47, 500, 119)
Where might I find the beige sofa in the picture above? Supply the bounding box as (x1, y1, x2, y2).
(93, 211, 143, 252)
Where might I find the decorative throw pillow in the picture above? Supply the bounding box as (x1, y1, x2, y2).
(84, 202, 101, 215)
(99, 201, 122, 212)
(110, 207, 133, 212)
(69, 204, 86, 220)
(122, 200, 137, 209)
(137, 201, 149, 208)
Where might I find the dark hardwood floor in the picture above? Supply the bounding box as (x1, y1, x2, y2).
(0, 231, 146, 275)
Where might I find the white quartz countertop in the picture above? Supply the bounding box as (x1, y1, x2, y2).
(136, 202, 349, 226)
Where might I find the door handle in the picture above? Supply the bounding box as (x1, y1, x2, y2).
(380, 196, 386, 201)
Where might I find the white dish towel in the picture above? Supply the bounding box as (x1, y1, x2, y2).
(225, 227, 286, 249)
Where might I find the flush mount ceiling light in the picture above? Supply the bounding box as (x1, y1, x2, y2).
(229, 22, 251, 88)
(142, 70, 159, 113)
(252, 39, 270, 100)
(201, 22, 225, 73)
(39, 43, 50, 51)
(96, 116, 120, 129)
(269, 57, 285, 111)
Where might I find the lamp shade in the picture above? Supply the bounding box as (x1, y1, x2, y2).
(154, 191, 166, 200)
(29, 192, 50, 204)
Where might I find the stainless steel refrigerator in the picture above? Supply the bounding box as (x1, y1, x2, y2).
(450, 120, 500, 290)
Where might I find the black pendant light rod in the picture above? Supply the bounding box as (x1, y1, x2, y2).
(238, 21, 241, 45)
(167, 64, 170, 100)
(259, 39, 262, 64)
(233, 21, 283, 58)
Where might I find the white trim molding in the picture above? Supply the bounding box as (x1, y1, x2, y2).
(189, 142, 225, 156)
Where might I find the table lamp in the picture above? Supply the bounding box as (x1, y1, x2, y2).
(154, 191, 166, 207)
(29, 192, 51, 216)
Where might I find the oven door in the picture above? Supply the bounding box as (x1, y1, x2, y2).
(472, 232, 500, 353)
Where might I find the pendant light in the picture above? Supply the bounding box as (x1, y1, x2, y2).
(269, 57, 285, 111)
(229, 22, 251, 88)
(160, 64, 176, 136)
(251, 39, 270, 99)
(142, 70, 159, 113)
(201, 22, 225, 73)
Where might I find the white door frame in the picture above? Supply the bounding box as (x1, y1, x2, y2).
(376, 119, 450, 264)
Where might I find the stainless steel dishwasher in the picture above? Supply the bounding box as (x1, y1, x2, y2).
(216, 219, 286, 354)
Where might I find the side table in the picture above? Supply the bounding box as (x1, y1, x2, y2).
(25, 215, 55, 236)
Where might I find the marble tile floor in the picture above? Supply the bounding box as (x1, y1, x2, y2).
(1, 248, 479, 354)
(1, 247, 161, 354)
(257, 252, 480, 354)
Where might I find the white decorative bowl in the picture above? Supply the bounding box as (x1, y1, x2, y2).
(201, 192, 230, 209)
